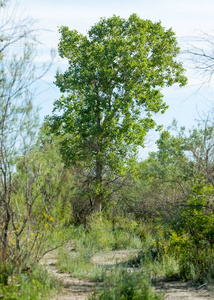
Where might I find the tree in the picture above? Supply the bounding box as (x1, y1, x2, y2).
(186, 115, 214, 185)
(0, 0, 52, 281)
(185, 31, 214, 85)
(11, 129, 74, 271)
(121, 123, 192, 221)
(50, 14, 187, 213)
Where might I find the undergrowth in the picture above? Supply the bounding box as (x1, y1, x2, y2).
(57, 215, 214, 299)
(90, 268, 163, 300)
(0, 264, 59, 300)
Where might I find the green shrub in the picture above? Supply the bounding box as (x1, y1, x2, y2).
(57, 245, 106, 281)
(168, 230, 214, 282)
(167, 182, 214, 282)
(0, 264, 59, 299)
(71, 217, 143, 254)
(90, 269, 163, 300)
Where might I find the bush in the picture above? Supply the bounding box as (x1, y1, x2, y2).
(167, 182, 214, 282)
(90, 269, 163, 300)
(0, 264, 59, 299)
(72, 216, 143, 253)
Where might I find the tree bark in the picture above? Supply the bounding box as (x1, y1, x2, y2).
(95, 99, 103, 213)
(95, 155, 103, 213)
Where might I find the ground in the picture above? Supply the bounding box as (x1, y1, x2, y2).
(40, 245, 214, 300)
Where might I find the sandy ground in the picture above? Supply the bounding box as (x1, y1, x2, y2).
(41, 246, 214, 300)
(156, 281, 213, 300)
(40, 250, 103, 300)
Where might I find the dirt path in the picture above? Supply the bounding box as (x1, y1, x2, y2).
(41, 250, 103, 300)
(156, 281, 212, 300)
(41, 247, 213, 300)
(45, 253, 95, 300)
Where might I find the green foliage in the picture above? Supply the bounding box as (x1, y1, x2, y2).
(56, 220, 170, 299)
(84, 217, 141, 250)
(90, 268, 163, 300)
(56, 217, 144, 281)
(143, 124, 190, 185)
(186, 122, 214, 183)
(0, 264, 59, 300)
(118, 123, 193, 222)
(168, 230, 214, 282)
(167, 182, 214, 281)
(49, 14, 187, 211)
(57, 246, 106, 281)
(111, 119, 214, 283)
(0, 126, 74, 283)
(179, 182, 214, 243)
(0, 0, 55, 284)
(86, 217, 143, 251)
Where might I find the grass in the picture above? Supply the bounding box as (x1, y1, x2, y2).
(0, 264, 60, 300)
(56, 217, 145, 280)
(90, 268, 163, 300)
(57, 246, 106, 281)
(2, 203, 214, 299)
(56, 218, 170, 299)
(40, 217, 214, 299)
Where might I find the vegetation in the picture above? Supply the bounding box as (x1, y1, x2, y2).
(48, 14, 187, 213)
(0, 264, 59, 300)
(0, 1, 213, 299)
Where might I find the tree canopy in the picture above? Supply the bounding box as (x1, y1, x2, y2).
(49, 14, 187, 212)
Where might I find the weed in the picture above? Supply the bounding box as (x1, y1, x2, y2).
(90, 268, 163, 300)
(0, 264, 59, 300)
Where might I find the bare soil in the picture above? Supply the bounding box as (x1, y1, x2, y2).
(41, 246, 214, 300)
(40, 250, 104, 300)
(156, 280, 213, 300)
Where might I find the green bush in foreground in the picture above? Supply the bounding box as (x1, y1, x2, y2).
(90, 269, 163, 300)
(0, 264, 59, 300)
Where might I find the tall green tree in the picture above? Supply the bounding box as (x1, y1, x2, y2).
(50, 14, 187, 212)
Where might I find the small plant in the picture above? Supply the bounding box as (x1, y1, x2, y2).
(18, 264, 59, 299)
(0, 264, 59, 299)
(57, 245, 106, 281)
(90, 268, 163, 300)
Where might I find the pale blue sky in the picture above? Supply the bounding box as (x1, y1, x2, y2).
(20, 0, 214, 43)
(13, 0, 214, 155)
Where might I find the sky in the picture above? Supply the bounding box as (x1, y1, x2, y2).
(8, 0, 214, 155)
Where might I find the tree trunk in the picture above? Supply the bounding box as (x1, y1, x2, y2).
(1, 208, 10, 285)
(95, 98, 103, 214)
(94, 200, 102, 213)
(95, 157, 103, 213)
